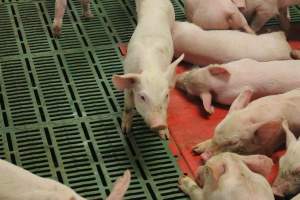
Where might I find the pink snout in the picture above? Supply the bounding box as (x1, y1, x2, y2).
(150, 118, 167, 131)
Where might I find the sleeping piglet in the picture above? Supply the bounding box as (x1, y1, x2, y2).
(0, 159, 130, 200)
(193, 88, 300, 160)
(178, 152, 274, 200)
(185, 0, 254, 33)
(176, 58, 300, 114)
(272, 121, 300, 197)
(172, 21, 293, 66)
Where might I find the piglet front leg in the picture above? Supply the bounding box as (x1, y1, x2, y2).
(178, 176, 203, 200)
(80, 0, 94, 18)
(53, 0, 67, 37)
(121, 90, 135, 134)
(159, 128, 170, 139)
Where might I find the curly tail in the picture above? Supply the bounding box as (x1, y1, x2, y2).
(106, 170, 131, 200)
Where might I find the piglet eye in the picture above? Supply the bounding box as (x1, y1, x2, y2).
(140, 95, 146, 102)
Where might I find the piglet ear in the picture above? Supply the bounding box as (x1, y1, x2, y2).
(208, 66, 231, 81)
(282, 120, 297, 148)
(206, 162, 226, 186)
(166, 54, 185, 88)
(229, 88, 253, 113)
(238, 154, 273, 178)
(252, 121, 282, 148)
(231, 0, 246, 8)
(112, 74, 140, 91)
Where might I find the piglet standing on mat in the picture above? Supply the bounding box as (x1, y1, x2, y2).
(52, 0, 93, 37)
(178, 152, 274, 200)
(176, 58, 300, 114)
(0, 159, 130, 200)
(193, 89, 300, 160)
(240, 0, 300, 32)
(112, 0, 184, 139)
(172, 21, 293, 66)
(272, 121, 300, 198)
(185, 0, 254, 33)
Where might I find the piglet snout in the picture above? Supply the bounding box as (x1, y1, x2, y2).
(150, 118, 167, 131)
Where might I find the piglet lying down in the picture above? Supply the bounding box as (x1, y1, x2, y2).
(193, 88, 300, 159)
(272, 121, 300, 198)
(179, 152, 274, 200)
(0, 159, 130, 200)
(176, 58, 300, 114)
(172, 21, 293, 66)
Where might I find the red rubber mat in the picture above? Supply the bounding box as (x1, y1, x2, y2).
(119, 26, 300, 184)
(168, 28, 300, 184)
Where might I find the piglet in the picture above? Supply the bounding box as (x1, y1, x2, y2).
(193, 89, 300, 160)
(176, 58, 300, 114)
(272, 121, 300, 197)
(178, 152, 274, 200)
(53, 0, 93, 37)
(292, 194, 300, 200)
(241, 0, 300, 32)
(112, 0, 184, 139)
(0, 159, 130, 200)
(172, 21, 292, 66)
(185, 0, 254, 33)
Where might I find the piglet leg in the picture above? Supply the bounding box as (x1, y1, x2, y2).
(178, 176, 204, 200)
(53, 0, 67, 37)
(193, 139, 212, 154)
(159, 128, 170, 140)
(122, 90, 135, 134)
(250, 9, 276, 32)
(279, 7, 291, 32)
(80, 0, 94, 18)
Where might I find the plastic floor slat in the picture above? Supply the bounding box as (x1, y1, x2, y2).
(0, 0, 189, 199)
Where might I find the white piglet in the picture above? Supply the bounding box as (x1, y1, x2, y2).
(272, 121, 300, 197)
(241, 0, 300, 32)
(193, 89, 300, 159)
(176, 59, 300, 114)
(179, 152, 274, 200)
(0, 159, 130, 200)
(53, 0, 93, 37)
(172, 22, 292, 66)
(113, 0, 184, 139)
(185, 0, 254, 33)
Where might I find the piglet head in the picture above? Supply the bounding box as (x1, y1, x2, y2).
(210, 88, 282, 155)
(272, 121, 300, 197)
(113, 54, 184, 132)
(176, 65, 231, 114)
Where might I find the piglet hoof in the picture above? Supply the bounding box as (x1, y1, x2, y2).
(291, 50, 300, 60)
(82, 12, 94, 19)
(192, 140, 211, 154)
(52, 26, 62, 38)
(159, 129, 170, 140)
(178, 175, 197, 194)
(121, 112, 133, 135)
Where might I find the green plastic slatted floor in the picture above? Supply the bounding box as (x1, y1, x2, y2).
(0, 0, 188, 199)
(0, 0, 299, 199)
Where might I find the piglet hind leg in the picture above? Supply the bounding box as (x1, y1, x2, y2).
(53, 0, 67, 37)
(121, 90, 135, 134)
(279, 7, 291, 33)
(178, 176, 203, 200)
(80, 0, 94, 18)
